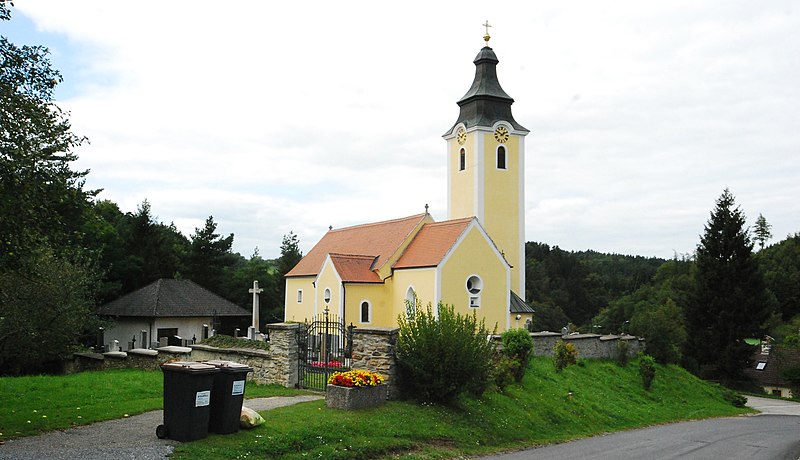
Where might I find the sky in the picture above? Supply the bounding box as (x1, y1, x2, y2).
(4, 1, 799, 260)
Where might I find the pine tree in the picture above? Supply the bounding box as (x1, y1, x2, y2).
(685, 189, 771, 380)
(753, 213, 772, 250)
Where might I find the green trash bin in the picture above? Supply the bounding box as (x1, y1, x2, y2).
(157, 361, 219, 442)
(205, 360, 254, 434)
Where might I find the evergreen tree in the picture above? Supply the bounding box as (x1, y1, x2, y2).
(753, 213, 773, 250)
(685, 189, 771, 380)
(184, 216, 236, 292)
(274, 232, 303, 314)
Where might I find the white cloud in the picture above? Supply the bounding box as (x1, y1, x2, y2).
(10, 0, 800, 259)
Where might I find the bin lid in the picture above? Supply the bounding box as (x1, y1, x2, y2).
(160, 361, 219, 374)
(204, 360, 253, 372)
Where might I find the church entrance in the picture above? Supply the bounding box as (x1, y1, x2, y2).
(296, 309, 354, 391)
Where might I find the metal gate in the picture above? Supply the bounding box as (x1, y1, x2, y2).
(297, 309, 354, 391)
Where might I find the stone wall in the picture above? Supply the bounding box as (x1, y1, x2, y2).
(69, 323, 643, 398)
(350, 327, 399, 399)
(529, 332, 643, 359)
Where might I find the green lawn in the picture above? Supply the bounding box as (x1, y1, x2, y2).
(0, 368, 305, 441)
(172, 357, 752, 459)
(0, 359, 751, 458)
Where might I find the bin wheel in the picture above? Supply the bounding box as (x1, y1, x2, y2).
(156, 424, 168, 439)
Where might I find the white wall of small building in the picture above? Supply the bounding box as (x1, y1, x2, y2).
(103, 317, 215, 351)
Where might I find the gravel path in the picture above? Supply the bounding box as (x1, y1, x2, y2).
(0, 395, 322, 460)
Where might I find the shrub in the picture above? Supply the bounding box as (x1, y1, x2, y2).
(554, 341, 578, 372)
(395, 302, 495, 404)
(491, 355, 519, 391)
(639, 354, 656, 390)
(615, 340, 629, 367)
(200, 334, 269, 351)
(720, 387, 747, 407)
(501, 328, 534, 382)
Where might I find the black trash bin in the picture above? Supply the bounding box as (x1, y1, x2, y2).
(157, 361, 219, 442)
(205, 360, 253, 434)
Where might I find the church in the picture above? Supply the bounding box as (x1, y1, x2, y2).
(284, 31, 533, 332)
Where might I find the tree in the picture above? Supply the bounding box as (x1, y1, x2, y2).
(758, 233, 800, 321)
(685, 189, 772, 380)
(0, 246, 100, 375)
(113, 200, 188, 293)
(753, 213, 773, 251)
(277, 232, 303, 276)
(631, 298, 687, 364)
(274, 232, 303, 312)
(1, 4, 93, 266)
(0, 4, 100, 374)
(184, 215, 236, 292)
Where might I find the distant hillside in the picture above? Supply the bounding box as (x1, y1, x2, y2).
(525, 242, 666, 329)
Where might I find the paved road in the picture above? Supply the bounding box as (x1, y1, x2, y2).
(480, 396, 800, 460)
(0, 395, 322, 460)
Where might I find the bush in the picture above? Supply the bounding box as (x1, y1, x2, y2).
(491, 355, 519, 391)
(615, 340, 629, 367)
(554, 341, 578, 372)
(639, 354, 656, 390)
(200, 334, 269, 351)
(720, 387, 747, 407)
(501, 328, 534, 382)
(395, 302, 495, 404)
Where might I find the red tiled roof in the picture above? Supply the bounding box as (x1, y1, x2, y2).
(329, 254, 382, 283)
(393, 218, 473, 269)
(286, 213, 429, 277)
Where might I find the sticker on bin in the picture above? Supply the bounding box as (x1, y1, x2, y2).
(195, 390, 211, 407)
(232, 380, 245, 395)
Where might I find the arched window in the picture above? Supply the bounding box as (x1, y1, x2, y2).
(323, 288, 331, 304)
(360, 301, 371, 323)
(497, 145, 507, 170)
(405, 286, 417, 318)
(459, 148, 466, 171)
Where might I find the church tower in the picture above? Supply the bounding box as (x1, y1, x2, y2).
(443, 28, 529, 297)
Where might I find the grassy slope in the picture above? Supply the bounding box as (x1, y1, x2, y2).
(172, 357, 751, 459)
(0, 369, 302, 441)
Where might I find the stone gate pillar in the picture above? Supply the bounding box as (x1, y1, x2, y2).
(350, 327, 399, 400)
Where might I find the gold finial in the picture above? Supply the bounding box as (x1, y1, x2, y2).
(483, 20, 492, 45)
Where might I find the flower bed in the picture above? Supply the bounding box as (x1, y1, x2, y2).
(327, 369, 384, 387)
(326, 369, 387, 410)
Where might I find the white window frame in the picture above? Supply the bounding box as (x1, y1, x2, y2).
(297, 289, 303, 303)
(466, 275, 482, 308)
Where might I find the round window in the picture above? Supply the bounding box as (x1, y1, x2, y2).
(466, 276, 482, 295)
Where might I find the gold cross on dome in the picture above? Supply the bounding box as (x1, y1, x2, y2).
(483, 20, 492, 44)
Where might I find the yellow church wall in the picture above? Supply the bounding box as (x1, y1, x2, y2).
(341, 283, 392, 327)
(284, 277, 316, 323)
(481, 129, 523, 294)
(448, 126, 477, 220)
(314, 258, 344, 319)
(439, 224, 510, 332)
(392, 267, 437, 320)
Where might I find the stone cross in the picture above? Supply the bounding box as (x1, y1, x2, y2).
(249, 280, 263, 333)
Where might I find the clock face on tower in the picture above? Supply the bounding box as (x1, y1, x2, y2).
(457, 128, 467, 145)
(494, 126, 509, 143)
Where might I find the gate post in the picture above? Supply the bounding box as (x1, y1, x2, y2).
(264, 323, 301, 387)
